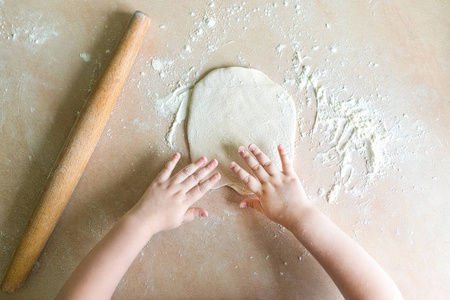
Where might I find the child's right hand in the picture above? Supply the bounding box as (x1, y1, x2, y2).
(231, 144, 404, 300)
(230, 144, 310, 229)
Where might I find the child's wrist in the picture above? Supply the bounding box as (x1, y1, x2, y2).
(284, 203, 315, 233)
(123, 207, 161, 237)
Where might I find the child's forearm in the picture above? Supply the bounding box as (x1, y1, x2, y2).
(56, 212, 156, 300)
(230, 144, 401, 299)
(56, 154, 219, 300)
(288, 205, 403, 300)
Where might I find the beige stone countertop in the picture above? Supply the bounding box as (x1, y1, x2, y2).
(0, 1, 449, 299)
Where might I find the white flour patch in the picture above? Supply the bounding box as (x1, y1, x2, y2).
(151, 59, 164, 71)
(150, 59, 174, 79)
(165, 89, 191, 150)
(154, 86, 191, 118)
(311, 90, 391, 203)
(276, 44, 287, 56)
(153, 85, 192, 152)
(79, 53, 91, 62)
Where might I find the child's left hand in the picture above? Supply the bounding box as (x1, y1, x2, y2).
(127, 153, 220, 233)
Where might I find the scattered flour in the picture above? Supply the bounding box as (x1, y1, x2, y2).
(163, 88, 191, 150)
(142, 1, 399, 205)
(276, 44, 287, 56)
(311, 87, 391, 203)
(204, 16, 216, 28)
(151, 59, 164, 71)
(155, 86, 191, 118)
(0, 2, 439, 297)
(151, 59, 174, 78)
(183, 44, 192, 53)
(0, 10, 59, 46)
(79, 53, 91, 62)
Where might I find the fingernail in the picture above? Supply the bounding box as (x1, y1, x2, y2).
(201, 212, 207, 217)
(230, 161, 236, 168)
(278, 144, 284, 150)
(249, 144, 256, 151)
(210, 159, 217, 167)
(240, 202, 247, 208)
(174, 153, 180, 158)
(214, 173, 221, 180)
(238, 146, 245, 154)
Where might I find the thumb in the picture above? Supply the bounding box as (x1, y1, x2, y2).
(239, 198, 263, 213)
(182, 207, 208, 224)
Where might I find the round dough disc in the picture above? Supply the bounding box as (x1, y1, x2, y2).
(187, 67, 296, 195)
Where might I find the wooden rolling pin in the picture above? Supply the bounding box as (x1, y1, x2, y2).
(1, 11, 150, 293)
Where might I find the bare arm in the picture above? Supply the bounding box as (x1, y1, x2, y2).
(290, 205, 402, 299)
(230, 144, 403, 300)
(56, 153, 220, 300)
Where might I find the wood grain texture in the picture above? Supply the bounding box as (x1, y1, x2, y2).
(1, 11, 150, 293)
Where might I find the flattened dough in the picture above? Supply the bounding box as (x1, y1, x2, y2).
(188, 67, 296, 195)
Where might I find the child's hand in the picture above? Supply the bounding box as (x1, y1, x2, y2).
(128, 153, 220, 233)
(230, 144, 310, 229)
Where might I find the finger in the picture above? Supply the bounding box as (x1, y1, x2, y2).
(182, 159, 218, 190)
(182, 207, 208, 224)
(156, 153, 181, 182)
(238, 146, 269, 181)
(172, 156, 207, 183)
(186, 173, 221, 203)
(248, 144, 278, 175)
(278, 144, 294, 174)
(239, 198, 264, 213)
(229, 161, 261, 193)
